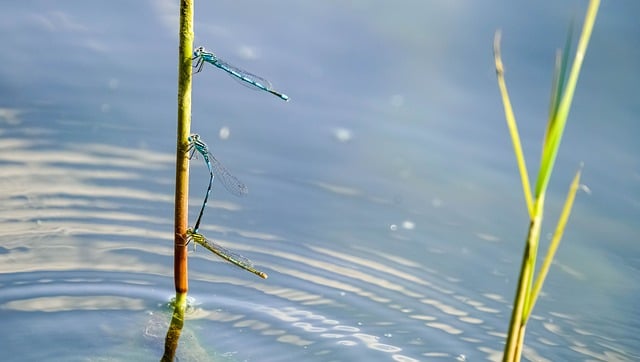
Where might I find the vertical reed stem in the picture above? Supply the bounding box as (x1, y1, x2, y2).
(174, 0, 194, 295)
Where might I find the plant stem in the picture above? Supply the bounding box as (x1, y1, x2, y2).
(502, 211, 542, 361)
(174, 0, 194, 294)
(526, 168, 582, 319)
(161, 293, 187, 361)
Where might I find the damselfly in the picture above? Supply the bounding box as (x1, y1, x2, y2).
(192, 46, 289, 102)
(187, 228, 268, 279)
(187, 133, 248, 232)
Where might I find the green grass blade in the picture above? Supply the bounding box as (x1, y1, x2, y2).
(493, 31, 534, 218)
(546, 50, 562, 128)
(537, 40, 571, 198)
(526, 166, 582, 319)
(544, 21, 573, 147)
(546, 21, 574, 127)
(498, 2, 600, 360)
(534, 0, 600, 198)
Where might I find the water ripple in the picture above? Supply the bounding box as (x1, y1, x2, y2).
(0, 136, 635, 361)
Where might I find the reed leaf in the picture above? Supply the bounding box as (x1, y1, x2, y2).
(496, 1, 600, 360)
(526, 166, 583, 319)
(534, 0, 600, 198)
(493, 31, 534, 218)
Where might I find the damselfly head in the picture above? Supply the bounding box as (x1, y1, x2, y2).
(188, 134, 200, 143)
(194, 46, 205, 55)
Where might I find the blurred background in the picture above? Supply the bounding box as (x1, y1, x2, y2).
(0, 1, 638, 361)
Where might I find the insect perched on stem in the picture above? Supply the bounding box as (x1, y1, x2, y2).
(192, 46, 289, 101)
(187, 133, 248, 232)
(187, 228, 268, 279)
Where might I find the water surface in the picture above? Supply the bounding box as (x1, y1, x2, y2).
(0, 1, 638, 361)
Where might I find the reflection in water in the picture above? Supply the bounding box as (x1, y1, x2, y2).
(259, 306, 415, 360)
(2, 296, 146, 312)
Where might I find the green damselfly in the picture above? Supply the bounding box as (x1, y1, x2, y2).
(187, 228, 268, 279)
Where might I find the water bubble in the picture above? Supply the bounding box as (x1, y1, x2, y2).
(238, 45, 258, 60)
(333, 128, 352, 142)
(390, 224, 398, 231)
(402, 220, 415, 230)
(219, 126, 230, 140)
